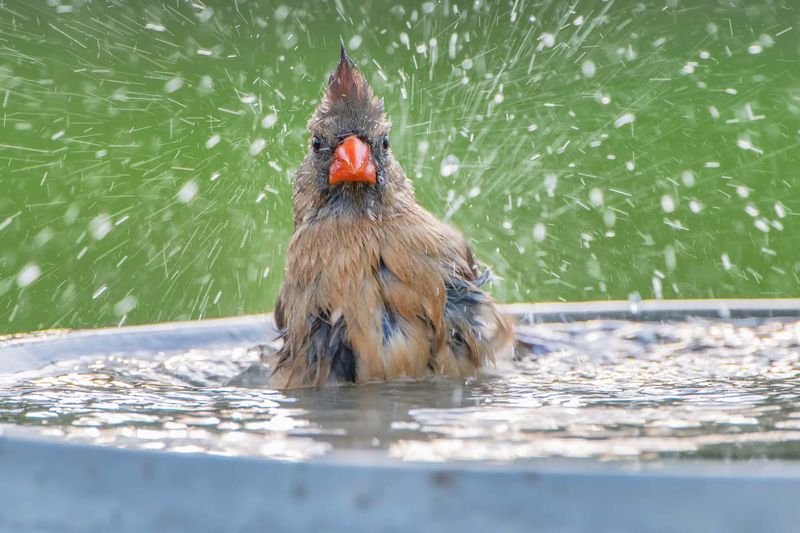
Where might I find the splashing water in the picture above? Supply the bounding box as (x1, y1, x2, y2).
(440, 155, 461, 177)
(0, 1, 798, 334)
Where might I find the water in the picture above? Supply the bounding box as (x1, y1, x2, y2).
(1, 1, 799, 334)
(3, 317, 799, 462)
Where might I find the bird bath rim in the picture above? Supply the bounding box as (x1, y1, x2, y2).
(2, 298, 800, 532)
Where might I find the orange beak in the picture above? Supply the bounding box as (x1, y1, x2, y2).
(328, 135, 377, 186)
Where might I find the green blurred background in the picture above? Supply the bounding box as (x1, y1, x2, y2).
(0, 0, 798, 334)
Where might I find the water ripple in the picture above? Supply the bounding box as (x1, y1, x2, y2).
(1, 318, 799, 463)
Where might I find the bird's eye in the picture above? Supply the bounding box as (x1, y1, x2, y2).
(311, 136, 322, 151)
(382, 134, 390, 150)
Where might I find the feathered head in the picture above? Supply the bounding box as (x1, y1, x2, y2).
(292, 43, 411, 224)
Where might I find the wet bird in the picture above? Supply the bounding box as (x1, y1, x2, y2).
(270, 45, 512, 388)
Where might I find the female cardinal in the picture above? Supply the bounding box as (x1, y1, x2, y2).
(271, 45, 512, 388)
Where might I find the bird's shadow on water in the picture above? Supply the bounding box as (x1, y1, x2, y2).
(261, 378, 489, 450)
(225, 338, 517, 448)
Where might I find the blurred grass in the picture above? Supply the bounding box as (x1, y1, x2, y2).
(0, 0, 798, 333)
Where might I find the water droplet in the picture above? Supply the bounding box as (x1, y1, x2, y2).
(689, 199, 704, 213)
(665, 245, 677, 271)
(399, 32, 410, 49)
(448, 33, 458, 59)
(627, 292, 641, 315)
(736, 136, 763, 155)
(17, 264, 41, 288)
(603, 210, 616, 228)
(196, 7, 214, 22)
(581, 60, 596, 79)
(589, 188, 604, 207)
(164, 78, 183, 94)
(533, 223, 547, 242)
(652, 276, 663, 299)
(747, 43, 763, 55)
(89, 214, 112, 240)
(199, 75, 214, 92)
(661, 195, 675, 213)
(205, 134, 220, 149)
(92, 285, 108, 299)
(614, 112, 635, 128)
(348, 35, 362, 50)
(440, 155, 460, 177)
(544, 174, 558, 197)
(274, 5, 289, 21)
(114, 295, 137, 316)
(177, 180, 198, 203)
(249, 138, 267, 156)
(538, 33, 555, 48)
(261, 113, 278, 129)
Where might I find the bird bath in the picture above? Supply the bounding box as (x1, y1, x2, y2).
(2, 299, 800, 532)
(3, 2, 799, 530)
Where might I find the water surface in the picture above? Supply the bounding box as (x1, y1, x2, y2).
(2, 317, 799, 463)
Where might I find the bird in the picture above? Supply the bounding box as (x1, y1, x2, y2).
(269, 44, 512, 388)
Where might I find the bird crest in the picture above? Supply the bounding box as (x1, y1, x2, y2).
(325, 42, 372, 104)
(310, 40, 385, 135)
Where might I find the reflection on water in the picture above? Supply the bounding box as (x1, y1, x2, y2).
(1, 318, 800, 463)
